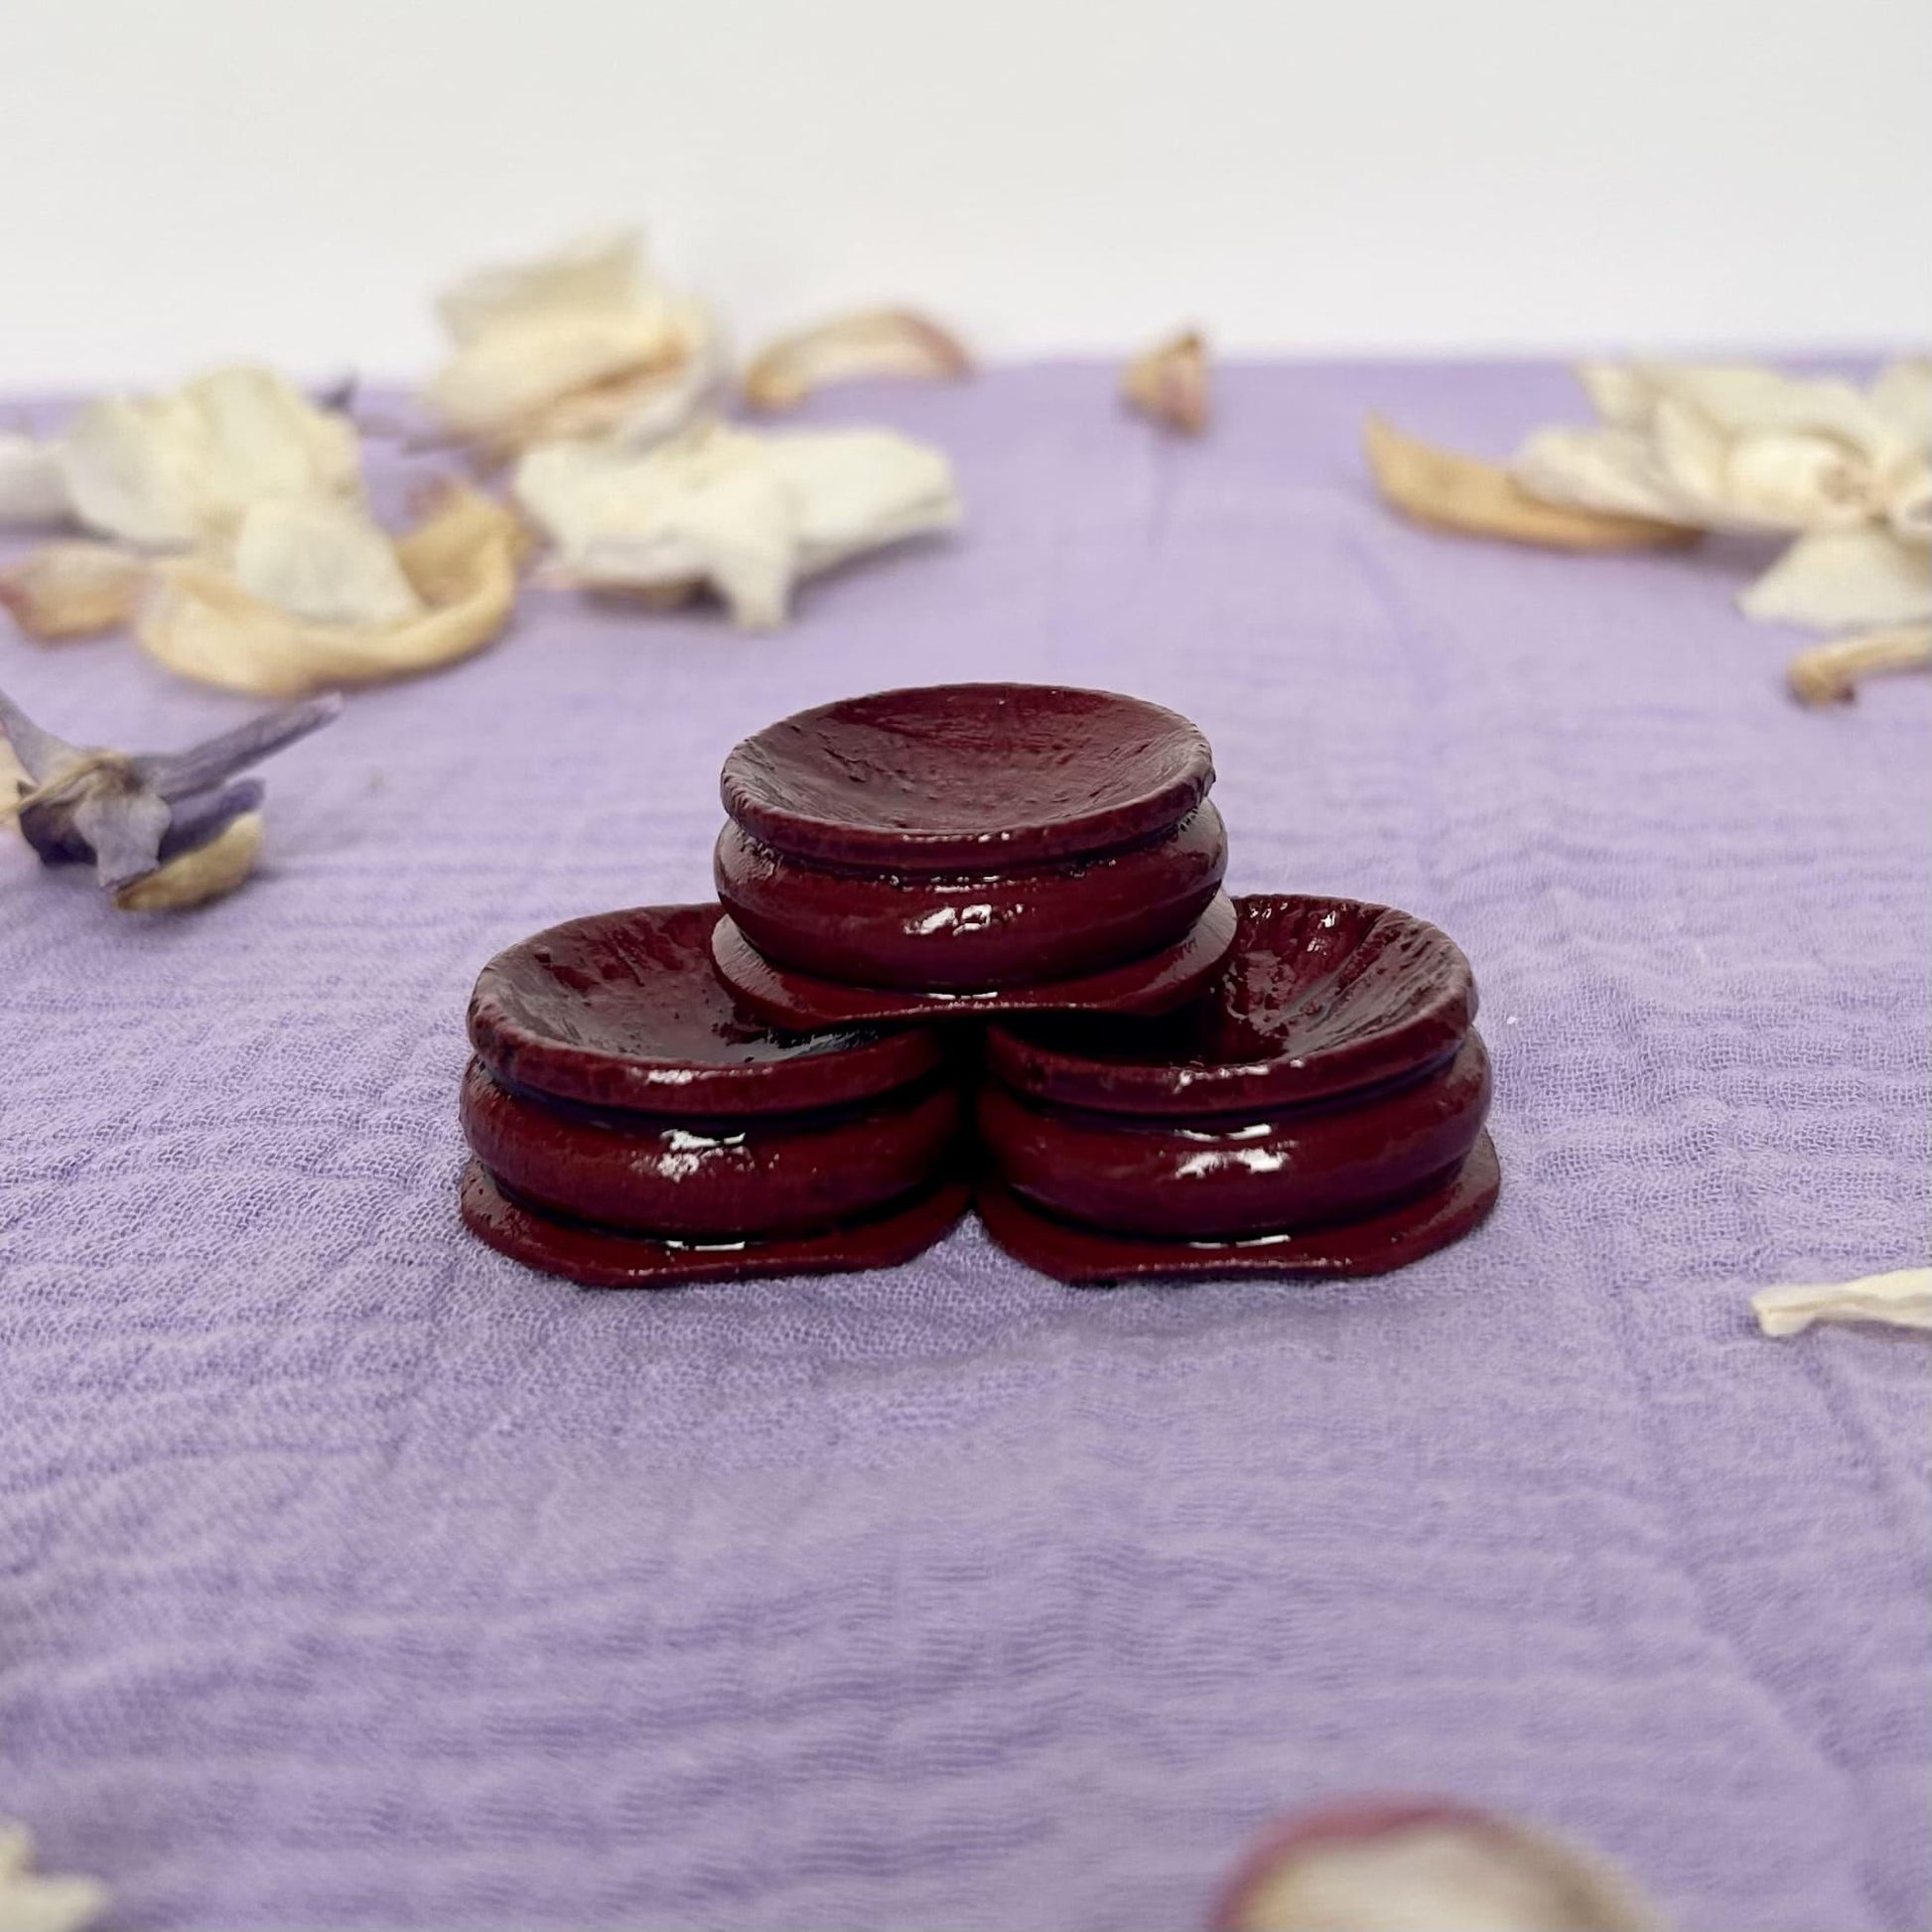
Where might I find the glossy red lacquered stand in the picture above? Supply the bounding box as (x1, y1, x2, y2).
(975, 895, 1500, 1283)
(711, 683, 1237, 1025)
(461, 903, 967, 1287)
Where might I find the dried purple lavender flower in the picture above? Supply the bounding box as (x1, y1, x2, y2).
(0, 685, 340, 897)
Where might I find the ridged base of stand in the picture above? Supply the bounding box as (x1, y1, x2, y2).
(976, 1134, 1500, 1286)
(461, 1163, 971, 1289)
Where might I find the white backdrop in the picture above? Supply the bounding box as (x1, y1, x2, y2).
(0, 0, 1925, 387)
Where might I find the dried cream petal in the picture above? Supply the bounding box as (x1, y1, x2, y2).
(485, 302, 724, 458)
(112, 811, 264, 912)
(58, 366, 364, 550)
(1752, 1267, 1932, 1337)
(0, 432, 71, 526)
(0, 1822, 108, 1932)
(435, 230, 646, 347)
(1651, 401, 1869, 533)
(1879, 455, 1932, 543)
(1565, 362, 1917, 535)
(518, 430, 798, 625)
(603, 312, 726, 450)
(58, 393, 209, 548)
(426, 312, 691, 443)
(137, 486, 526, 696)
(1628, 364, 1890, 452)
(425, 232, 714, 452)
(1786, 623, 1932, 705)
(1122, 330, 1210, 435)
(1575, 363, 1659, 431)
(1740, 527, 1932, 629)
(1866, 358, 1931, 446)
(230, 500, 424, 626)
(1366, 417, 1698, 551)
(1511, 426, 1688, 522)
(764, 429, 961, 574)
(744, 310, 971, 411)
(515, 422, 958, 627)
(0, 542, 149, 641)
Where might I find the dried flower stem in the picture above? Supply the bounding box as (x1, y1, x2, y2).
(1786, 623, 1932, 705)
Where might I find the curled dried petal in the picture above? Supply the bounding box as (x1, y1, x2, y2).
(113, 810, 263, 912)
(1785, 623, 1932, 706)
(1366, 417, 1698, 551)
(425, 232, 715, 456)
(0, 542, 149, 641)
(497, 328, 723, 460)
(1122, 330, 1210, 435)
(136, 485, 528, 696)
(1752, 1266, 1932, 1336)
(744, 309, 971, 411)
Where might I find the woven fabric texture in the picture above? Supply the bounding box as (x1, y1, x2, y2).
(1, 363, 1926, 1931)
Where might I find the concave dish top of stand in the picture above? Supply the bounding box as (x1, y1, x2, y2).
(720, 683, 1215, 870)
(985, 894, 1476, 1115)
(468, 903, 941, 1116)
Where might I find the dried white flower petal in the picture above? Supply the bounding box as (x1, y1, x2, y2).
(425, 230, 715, 456)
(1866, 358, 1931, 445)
(436, 228, 645, 345)
(1740, 527, 1932, 630)
(1214, 1803, 1663, 1932)
(230, 500, 424, 627)
(138, 485, 526, 696)
(113, 809, 264, 911)
(518, 430, 792, 623)
(58, 366, 364, 550)
(1122, 330, 1210, 435)
(1786, 623, 1932, 705)
(1752, 1267, 1932, 1337)
(1366, 418, 1697, 551)
(515, 422, 959, 626)
(0, 1823, 107, 1932)
(1649, 402, 1867, 533)
(744, 309, 971, 411)
(517, 320, 725, 455)
(0, 542, 149, 641)
(0, 433, 71, 526)
(1516, 361, 1931, 538)
(1510, 426, 1684, 523)
(766, 431, 962, 574)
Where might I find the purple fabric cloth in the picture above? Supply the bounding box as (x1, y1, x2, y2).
(1, 363, 1926, 1932)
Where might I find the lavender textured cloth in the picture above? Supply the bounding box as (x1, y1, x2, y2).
(1, 364, 1927, 1932)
